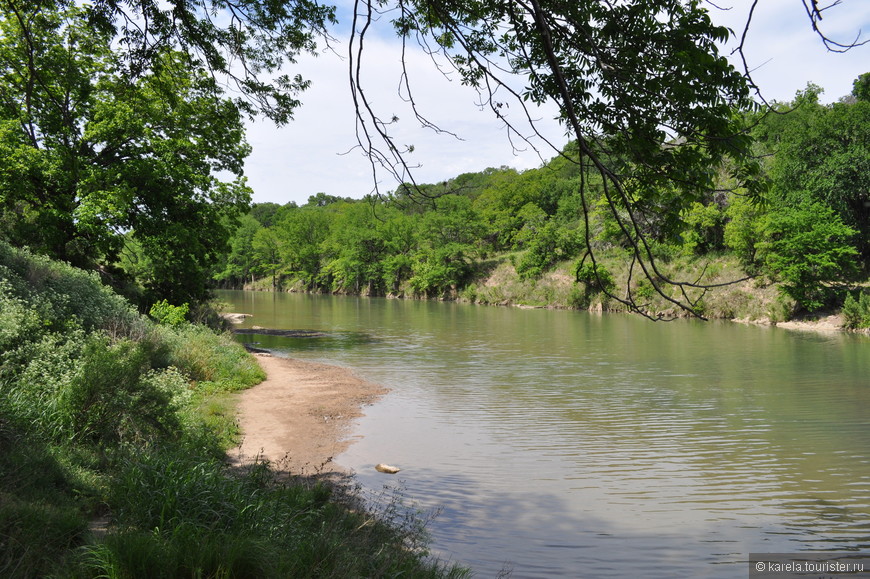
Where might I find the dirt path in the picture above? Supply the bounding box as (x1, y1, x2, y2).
(228, 354, 388, 476)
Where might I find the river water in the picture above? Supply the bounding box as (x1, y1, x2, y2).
(218, 290, 870, 577)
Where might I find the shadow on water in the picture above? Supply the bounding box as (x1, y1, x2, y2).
(232, 328, 379, 352)
(352, 466, 751, 579)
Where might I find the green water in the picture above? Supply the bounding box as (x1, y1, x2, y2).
(218, 290, 870, 578)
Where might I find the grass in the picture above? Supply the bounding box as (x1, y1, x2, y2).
(459, 247, 793, 321)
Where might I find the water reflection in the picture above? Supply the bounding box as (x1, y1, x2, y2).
(218, 291, 870, 577)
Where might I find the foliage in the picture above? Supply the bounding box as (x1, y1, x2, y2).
(0, 3, 253, 304)
(754, 83, 870, 263)
(571, 261, 617, 309)
(0, 244, 141, 336)
(55, 336, 182, 446)
(516, 221, 582, 280)
(275, 206, 333, 288)
(149, 300, 190, 327)
(353, 0, 766, 316)
(410, 243, 477, 297)
(214, 214, 264, 287)
(842, 291, 870, 329)
(48, 0, 333, 125)
(682, 201, 725, 255)
(252, 227, 285, 290)
(755, 202, 859, 311)
(220, 73, 870, 317)
(723, 194, 765, 273)
(854, 73, 870, 103)
(575, 262, 617, 294)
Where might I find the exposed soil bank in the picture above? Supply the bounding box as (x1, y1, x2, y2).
(228, 354, 388, 476)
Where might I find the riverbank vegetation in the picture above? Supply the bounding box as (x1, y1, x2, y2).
(0, 242, 466, 578)
(214, 78, 870, 326)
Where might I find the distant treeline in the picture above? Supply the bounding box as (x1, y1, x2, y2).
(214, 79, 870, 319)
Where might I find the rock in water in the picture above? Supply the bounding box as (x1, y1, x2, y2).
(375, 463, 401, 474)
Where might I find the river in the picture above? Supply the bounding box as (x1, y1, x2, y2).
(217, 290, 870, 578)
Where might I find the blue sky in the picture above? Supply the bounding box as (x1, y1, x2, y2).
(242, 0, 870, 206)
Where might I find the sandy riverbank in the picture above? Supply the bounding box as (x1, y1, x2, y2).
(228, 354, 388, 476)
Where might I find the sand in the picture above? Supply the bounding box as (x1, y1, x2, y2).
(228, 354, 388, 476)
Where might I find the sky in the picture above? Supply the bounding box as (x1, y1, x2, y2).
(242, 0, 870, 206)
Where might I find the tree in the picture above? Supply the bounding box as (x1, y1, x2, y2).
(74, 0, 335, 124)
(0, 3, 254, 303)
(252, 228, 283, 290)
(275, 206, 332, 287)
(215, 214, 263, 286)
(755, 81, 870, 264)
(321, 201, 388, 294)
(854, 73, 870, 102)
(756, 202, 859, 311)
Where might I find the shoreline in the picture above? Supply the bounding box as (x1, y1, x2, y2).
(228, 353, 388, 476)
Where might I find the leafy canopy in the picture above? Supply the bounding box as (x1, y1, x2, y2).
(0, 2, 255, 302)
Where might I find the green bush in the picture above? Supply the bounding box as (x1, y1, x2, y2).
(149, 299, 190, 326)
(756, 202, 859, 311)
(724, 194, 765, 273)
(0, 242, 143, 338)
(516, 221, 581, 280)
(682, 201, 725, 255)
(843, 290, 870, 329)
(570, 261, 616, 309)
(634, 278, 656, 301)
(409, 243, 476, 297)
(150, 323, 265, 389)
(57, 337, 183, 446)
(4, 330, 86, 438)
(575, 261, 616, 293)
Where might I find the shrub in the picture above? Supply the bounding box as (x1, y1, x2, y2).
(843, 290, 870, 329)
(570, 261, 616, 309)
(149, 300, 189, 326)
(756, 202, 859, 311)
(516, 221, 581, 280)
(724, 194, 765, 272)
(409, 243, 476, 297)
(575, 261, 616, 294)
(682, 201, 725, 255)
(150, 324, 265, 389)
(634, 278, 656, 301)
(56, 336, 181, 446)
(0, 242, 143, 338)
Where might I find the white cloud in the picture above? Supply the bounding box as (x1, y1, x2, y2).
(709, 0, 869, 102)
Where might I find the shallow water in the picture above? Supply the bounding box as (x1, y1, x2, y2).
(219, 291, 870, 577)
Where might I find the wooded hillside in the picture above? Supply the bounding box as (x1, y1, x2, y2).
(215, 78, 870, 324)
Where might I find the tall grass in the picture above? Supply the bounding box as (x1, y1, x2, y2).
(67, 448, 466, 578)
